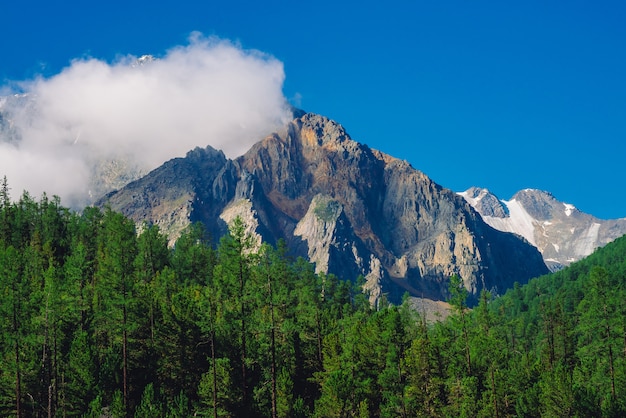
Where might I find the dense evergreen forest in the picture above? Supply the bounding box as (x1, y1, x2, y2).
(1, 181, 626, 417)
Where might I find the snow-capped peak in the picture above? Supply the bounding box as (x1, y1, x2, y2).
(457, 187, 490, 207)
(460, 186, 626, 270)
(132, 55, 156, 67)
(457, 187, 509, 218)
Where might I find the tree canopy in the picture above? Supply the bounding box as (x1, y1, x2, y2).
(1, 186, 625, 417)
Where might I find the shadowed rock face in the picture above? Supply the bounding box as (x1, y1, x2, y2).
(100, 112, 548, 304)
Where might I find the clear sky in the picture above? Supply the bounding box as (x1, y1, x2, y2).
(2, 1, 625, 218)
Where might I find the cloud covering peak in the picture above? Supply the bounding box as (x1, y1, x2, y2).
(0, 34, 291, 207)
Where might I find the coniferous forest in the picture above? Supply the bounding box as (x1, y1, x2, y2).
(2, 183, 626, 417)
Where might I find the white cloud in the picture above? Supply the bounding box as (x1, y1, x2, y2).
(0, 33, 291, 207)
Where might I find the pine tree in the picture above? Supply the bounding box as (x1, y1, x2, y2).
(0, 245, 25, 417)
(576, 266, 624, 414)
(214, 216, 257, 414)
(0, 175, 11, 243)
(94, 209, 138, 415)
(133, 223, 171, 395)
(448, 274, 472, 375)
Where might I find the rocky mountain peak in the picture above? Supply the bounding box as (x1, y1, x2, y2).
(460, 187, 509, 218)
(132, 54, 157, 67)
(100, 112, 549, 304)
(511, 189, 570, 221)
(298, 113, 351, 149)
(462, 187, 626, 270)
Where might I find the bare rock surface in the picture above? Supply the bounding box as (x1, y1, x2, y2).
(100, 113, 549, 304)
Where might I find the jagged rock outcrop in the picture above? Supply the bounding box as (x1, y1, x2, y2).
(460, 187, 626, 270)
(293, 194, 383, 304)
(98, 146, 238, 245)
(99, 113, 549, 304)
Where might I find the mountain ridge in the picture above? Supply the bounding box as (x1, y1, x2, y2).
(460, 186, 626, 270)
(98, 112, 549, 304)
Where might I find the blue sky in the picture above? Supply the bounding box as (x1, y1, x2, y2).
(2, 1, 625, 218)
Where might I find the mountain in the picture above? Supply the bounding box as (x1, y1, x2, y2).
(98, 112, 548, 304)
(0, 93, 147, 204)
(459, 187, 626, 270)
(0, 94, 28, 144)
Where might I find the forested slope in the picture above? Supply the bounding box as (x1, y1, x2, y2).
(1, 182, 625, 417)
(485, 232, 626, 416)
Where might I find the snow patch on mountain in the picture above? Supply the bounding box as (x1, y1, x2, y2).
(573, 222, 601, 257)
(480, 199, 537, 246)
(458, 187, 536, 245)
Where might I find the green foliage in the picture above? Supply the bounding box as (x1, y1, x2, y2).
(134, 383, 162, 417)
(313, 197, 341, 222)
(1, 180, 626, 416)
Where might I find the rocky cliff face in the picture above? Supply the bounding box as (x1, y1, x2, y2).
(99, 146, 238, 245)
(460, 187, 626, 270)
(99, 113, 548, 304)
